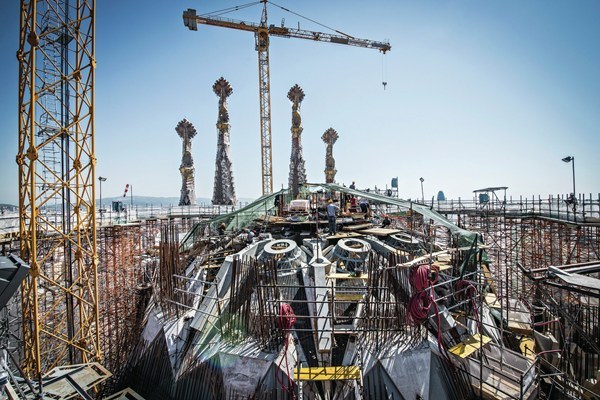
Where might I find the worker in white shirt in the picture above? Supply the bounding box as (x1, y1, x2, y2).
(326, 199, 339, 234)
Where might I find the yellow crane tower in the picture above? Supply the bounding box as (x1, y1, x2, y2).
(183, 1, 390, 195)
(17, 0, 100, 378)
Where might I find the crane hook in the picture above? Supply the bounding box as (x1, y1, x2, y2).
(381, 51, 388, 90)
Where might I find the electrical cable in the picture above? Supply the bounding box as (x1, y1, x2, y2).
(276, 302, 297, 398)
(455, 280, 479, 332)
(407, 264, 450, 361)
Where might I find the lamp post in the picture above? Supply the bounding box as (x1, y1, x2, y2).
(419, 177, 424, 203)
(561, 156, 576, 219)
(98, 176, 107, 224)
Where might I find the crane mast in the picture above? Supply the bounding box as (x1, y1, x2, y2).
(183, 2, 390, 195)
(256, 2, 273, 195)
(17, 0, 100, 377)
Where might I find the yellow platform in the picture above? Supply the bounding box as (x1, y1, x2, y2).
(449, 334, 492, 358)
(519, 337, 536, 360)
(294, 366, 361, 381)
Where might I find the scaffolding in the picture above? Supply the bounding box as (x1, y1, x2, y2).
(95, 216, 199, 394)
(6, 185, 597, 398)
(438, 194, 600, 395)
(109, 186, 554, 399)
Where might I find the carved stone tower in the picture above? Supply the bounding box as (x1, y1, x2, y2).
(212, 77, 236, 205)
(287, 84, 307, 198)
(322, 128, 339, 184)
(176, 119, 197, 206)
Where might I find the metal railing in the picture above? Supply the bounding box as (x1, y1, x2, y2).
(432, 193, 600, 223)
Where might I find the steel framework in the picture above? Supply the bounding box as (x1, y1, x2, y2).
(439, 196, 600, 391)
(17, 0, 100, 377)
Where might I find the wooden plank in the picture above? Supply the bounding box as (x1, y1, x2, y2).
(326, 272, 368, 280)
(342, 223, 373, 231)
(449, 334, 492, 358)
(325, 232, 363, 239)
(481, 264, 497, 293)
(485, 293, 501, 309)
(507, 299, 533, 335)
(357, 227, 401, 236)
(333, 292, 364, 302)
(437, 254, 452, 263)
(431, 261, 452, 272)
(398, 250, 449, 268)
(43, 362, 112, 398)
(294, 366, 361, 381)
(333, 324, 355, 334)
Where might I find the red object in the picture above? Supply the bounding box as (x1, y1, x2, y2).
(278, 303, 297, 331)
(276, 303, 297, 397)
(407, 290, 431, 325)
(410, 264, 438, 292)
(123, 184, 129, 197)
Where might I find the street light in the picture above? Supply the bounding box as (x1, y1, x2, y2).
(98, 176, 107, 224)
(561, 156, 576, 219)
(419, 177, 425, 203)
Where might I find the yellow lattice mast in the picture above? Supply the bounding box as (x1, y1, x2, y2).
(17, 0, 100, 378)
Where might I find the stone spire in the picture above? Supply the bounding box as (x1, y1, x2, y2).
(212, 77, 236, 205)
(175, 119, 197, 206)
(287, 84, 307, 198)
(322, 128, 339, 184)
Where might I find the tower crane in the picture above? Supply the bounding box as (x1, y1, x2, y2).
(183, 1, 391, 195)
(17, 0, 99, 378)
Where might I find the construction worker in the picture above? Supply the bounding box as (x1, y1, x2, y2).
(382, 215, 391, 228)
(245, 229, 255, 244)
(349, 195, 358, 212)
(359, 197, 370, 215)
(326, 199, 339, 234)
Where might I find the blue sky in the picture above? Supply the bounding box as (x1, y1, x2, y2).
(1, 1, 599, 205)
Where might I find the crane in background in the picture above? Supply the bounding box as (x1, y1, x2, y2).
(183, 1, 391, 195)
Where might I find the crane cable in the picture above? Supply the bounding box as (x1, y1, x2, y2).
(204, 1, 389, 91)
(200, 1, 262, 18)
(381, 52, 388, 90)
(268, 1, 355, 38)
(269, 0, 390, 90)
